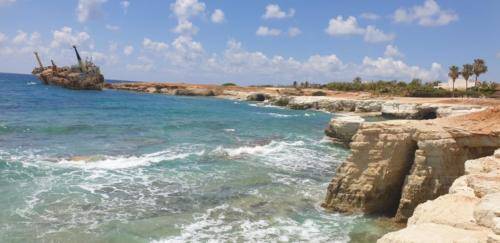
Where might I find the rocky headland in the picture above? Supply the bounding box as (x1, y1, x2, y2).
(324, 107, 500, 242)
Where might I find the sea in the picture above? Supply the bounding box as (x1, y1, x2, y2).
(0, 73, 394, 242)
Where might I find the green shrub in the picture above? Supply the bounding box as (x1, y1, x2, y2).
(222, 82, 237, 86)
(324, 80, 496, 98)
(311, 91, 327, 96)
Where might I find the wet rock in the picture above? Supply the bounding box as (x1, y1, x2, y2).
(246, 93, 268, 101)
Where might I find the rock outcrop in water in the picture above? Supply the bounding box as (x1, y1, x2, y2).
(322, 107, 500, 224)
(31, 46, 104, 90)
(378, 149, 500, 242)
(106, 82, 218, 97)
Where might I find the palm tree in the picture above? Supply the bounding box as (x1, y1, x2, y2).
(461, 64, 473, 93)
(448, 65, 460, 97)
(472, 59, 488, 90)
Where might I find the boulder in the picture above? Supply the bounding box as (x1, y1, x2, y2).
(473, 193, 500, 229)
(324, 115, 365, 146)
(246, 93, 268, 101)
(377, 223, 489, 243)
(408, 194, 482, 230)
(355, 100, 384, 112)
(145, 87, 157, 93)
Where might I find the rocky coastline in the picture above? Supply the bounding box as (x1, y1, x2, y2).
(107, 82, 500, 242)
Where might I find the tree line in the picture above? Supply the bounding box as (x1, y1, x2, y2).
(448, 59, 488, 97)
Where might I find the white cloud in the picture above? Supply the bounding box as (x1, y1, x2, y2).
(0, 0, 15, 6)
(384, 44, 404, 58)
(123, 45, 134, 56)
(262, 4, 295, 19)
(12, 30, 41, 46)
(201, 40, 444, 83)
(325, 16, 365, 36)
(497, 52, 500, 59)
(360, 12, 380, 20)
(170, 0, 206, 36)
(120, 0, 130, 14)
(142, 38, 168, 52)
(76, 0, 107, 23)
(0, 32, 7, 44)
(168, 35, 204, 65)
(11, 31, 27, 45)
(256, 26, 281, 36)
(173, 19, 198, 35)
(50, 26, 91, 48)
(326, 16, 394, 43)
(288, 27, 301, 37)
(363, 26, 395, 43)
(393, 0, 458, 26)
(211, 9, 225, 23)
(170, 0, 205, 20)
(127, 56, 154, 72)
(361, 57, 442, 81)
(105, 24, 120, 31)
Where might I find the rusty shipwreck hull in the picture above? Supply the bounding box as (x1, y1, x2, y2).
(32, 67, 104, 90)
(31, 46, 105, 91)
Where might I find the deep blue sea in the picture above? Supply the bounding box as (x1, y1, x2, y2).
(0, 73, 387, 242)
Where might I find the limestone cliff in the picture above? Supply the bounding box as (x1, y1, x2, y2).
(378, 149, 500, 242)
(322, 107, 500, 223)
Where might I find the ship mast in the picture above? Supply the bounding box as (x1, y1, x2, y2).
(72, 45, 86, 72)
(33, 51, 44, 69)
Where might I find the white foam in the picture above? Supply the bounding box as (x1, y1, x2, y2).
(214, 140, 305, 158)
(58, 149, 204, 169)
(266, 112, 297, 118)
(152, 204, 348, 243)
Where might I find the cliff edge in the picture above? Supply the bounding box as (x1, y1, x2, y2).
(322, 107, 500, 223)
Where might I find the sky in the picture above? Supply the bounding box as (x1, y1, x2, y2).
(0, 0, 499, 85)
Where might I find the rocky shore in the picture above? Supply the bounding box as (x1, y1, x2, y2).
(379, 148, 500, 242)
(324, 107, 500, 242)
(107, 81, 500, 242)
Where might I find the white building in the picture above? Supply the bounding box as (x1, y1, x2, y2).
(437, 78, 476, 90)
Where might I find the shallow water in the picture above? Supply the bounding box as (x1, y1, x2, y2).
(0, 73, 390, 242)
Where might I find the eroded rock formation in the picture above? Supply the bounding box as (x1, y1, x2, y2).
(378, 149, 500, 242)
(322, 107, 500, 223)
(324, 115, 365, 146)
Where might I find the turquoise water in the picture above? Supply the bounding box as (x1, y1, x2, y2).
(0, 73, 377, 242)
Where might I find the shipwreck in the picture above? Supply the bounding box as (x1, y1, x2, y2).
(31, 45, 105, 90)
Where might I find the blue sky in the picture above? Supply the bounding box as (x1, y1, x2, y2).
(0, 0, 498, 85)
